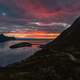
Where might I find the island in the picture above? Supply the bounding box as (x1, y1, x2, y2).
(10, 42, 32, 49)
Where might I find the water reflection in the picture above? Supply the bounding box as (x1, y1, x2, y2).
(0, 40, 49, 67)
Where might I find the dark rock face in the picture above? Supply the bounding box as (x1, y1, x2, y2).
(46, 17, 80, 49)
(0, 34, 15, 42)
(1, 17, 80, 80)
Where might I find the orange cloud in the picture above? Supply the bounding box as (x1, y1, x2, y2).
(5, 31, 60, 39)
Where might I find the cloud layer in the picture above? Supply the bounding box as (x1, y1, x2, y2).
(0, 0, 79, 20)
(0, 0, 79, 32)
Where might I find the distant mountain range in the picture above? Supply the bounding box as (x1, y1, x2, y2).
(0, 17, 80, 80)
(0, 34, 15, 42)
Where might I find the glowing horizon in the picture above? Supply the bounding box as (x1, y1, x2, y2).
(5, 31, 60, 39)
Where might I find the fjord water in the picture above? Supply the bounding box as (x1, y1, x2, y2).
(0, 40, 50, 67)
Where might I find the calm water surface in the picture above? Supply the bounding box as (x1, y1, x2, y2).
(0, 40, 50, 67)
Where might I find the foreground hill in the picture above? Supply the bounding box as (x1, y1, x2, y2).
(1, 17, 80, 80)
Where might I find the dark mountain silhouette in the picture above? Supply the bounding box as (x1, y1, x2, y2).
(45, 16, 80, 49)
(0, 33, 15, 42)
(1, 17, 80, 80)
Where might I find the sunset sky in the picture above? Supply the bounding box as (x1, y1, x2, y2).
(5, 32, 60, 39)
(0, 0, 80, 38)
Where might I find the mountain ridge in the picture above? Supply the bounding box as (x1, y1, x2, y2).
(45, 16, 80, 49)
(0, 33, 15, 42)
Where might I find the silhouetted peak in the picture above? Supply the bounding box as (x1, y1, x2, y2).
(0, 33, 6, 37)
(46, 17, 80, 49)
(0, 33, 15, 42)
(72, 16, 80, 25)
(70, 16, 80, 30)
